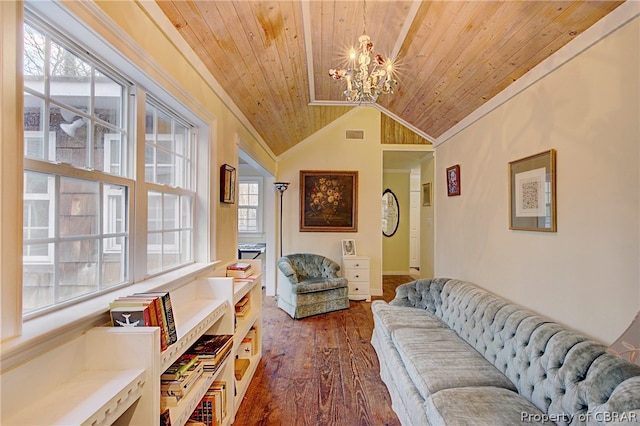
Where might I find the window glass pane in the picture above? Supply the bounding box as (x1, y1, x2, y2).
(163, 231, 180, 270)
(24, 96, 46, 159)
(180, 230, 192, 264)
(95, 69, 123, 127)
(59, 177, 99, 237)
(23, 259, 55, 313)
(148, 191, 162, 231)
(55, 105, 88, 167)
(24, 24, 45, 94)
(49, 40, 91, 112)
(156, 110, 172, 149)
(101, 130, 126, 177)
(181, 196, 192, 228)
(145, 144, 155, 183)
(103, 236, 126, 287)
(156, 149, 174, 186)
(163, 193, 178, 230)
(104, 184, 127, 234)
(58, 238, 99, 303)
(147, 232, 162, 274)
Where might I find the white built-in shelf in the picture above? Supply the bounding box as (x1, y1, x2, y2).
(4, 369, 145, 426)
(0, 260, 262, 426)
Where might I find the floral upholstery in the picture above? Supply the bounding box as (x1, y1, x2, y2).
(277, 253, 349, 319)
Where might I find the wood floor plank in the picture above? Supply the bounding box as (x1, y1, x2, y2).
(234, 275, 415, 425)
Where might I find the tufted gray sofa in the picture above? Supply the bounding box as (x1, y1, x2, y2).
(371, 278, 640, 425)
(277, 253, 349, 319)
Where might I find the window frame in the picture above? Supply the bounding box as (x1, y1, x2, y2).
(237, 176, 264, 235)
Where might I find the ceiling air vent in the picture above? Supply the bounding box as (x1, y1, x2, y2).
(345, 129, 365, 141)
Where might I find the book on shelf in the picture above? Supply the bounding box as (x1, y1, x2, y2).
(110, 305, 152, 327)
(246, 327, 258, 354)
(235, 295, 250, 317)
(135, 291, 178, 345)
(110, 295, 169, 350)
(234, 358, 250, 380)
(210, 381, 227, 419)
(226, 262, 254, 278)
(226, 262, 251, 271)
(162, 354, 200, 381)
(187, 334, 233, 375)
(160, 407, 172, 426)
(190, 381, 227, 426)
(238, 336, 252, 359)
(161, 360, 204, 404)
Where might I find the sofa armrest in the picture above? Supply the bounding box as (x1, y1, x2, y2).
(389, 278, 451, 312)
(320, 257, 341, 278)
(278, 257, 300, 284)
(389, 281, 420, 307)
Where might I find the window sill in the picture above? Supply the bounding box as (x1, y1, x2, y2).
(0, 262, 219, 373)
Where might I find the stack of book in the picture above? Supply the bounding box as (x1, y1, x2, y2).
(234, 295, 250, 318)
(109, 291, 178, 351)
(189, 381, 227, 426)
(187, 334, 233, 376)
(161, 355, 204, 406)
(225, 262, 254, 279)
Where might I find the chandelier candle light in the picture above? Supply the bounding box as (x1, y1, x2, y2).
(328, 0, 398, 103)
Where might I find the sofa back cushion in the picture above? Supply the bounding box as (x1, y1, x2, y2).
(436, 279, 640, 422)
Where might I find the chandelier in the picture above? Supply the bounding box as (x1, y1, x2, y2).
(328, 0, 398, 103)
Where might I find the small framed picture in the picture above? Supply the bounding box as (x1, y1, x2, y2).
(509, 149, 556, 232)
(220, 164, 236, 204)
(341, 239, 357, 257)
(422, 182, 432, 206)
(446, 164, 461, 196)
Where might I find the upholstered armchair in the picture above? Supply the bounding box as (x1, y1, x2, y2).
(277, 253, 349, 319)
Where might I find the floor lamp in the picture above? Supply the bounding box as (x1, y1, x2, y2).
(274, 182, 290, 258)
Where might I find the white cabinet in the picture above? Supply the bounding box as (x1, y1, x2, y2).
(0, 260, 262, 426)
(342, 256, 371, 302)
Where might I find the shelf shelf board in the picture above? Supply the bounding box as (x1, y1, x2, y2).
(4, 369, 145, 426)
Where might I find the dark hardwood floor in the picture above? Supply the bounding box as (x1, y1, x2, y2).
(233, 275, 415, 426)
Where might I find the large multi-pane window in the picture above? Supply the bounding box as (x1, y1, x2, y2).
(238, 178, 263, 233)
(145, 102, 195, 274)
(22, 19, 131, 315)
(21, 16, 198, 316)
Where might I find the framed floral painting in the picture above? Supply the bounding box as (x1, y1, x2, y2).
(300, 170, 358, 232)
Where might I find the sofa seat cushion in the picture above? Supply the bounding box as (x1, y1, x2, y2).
(424, 387, 552, 425)
(291, 277, 347, 294)
(372, 301, 447, 339)
(392, 327, 516, 400)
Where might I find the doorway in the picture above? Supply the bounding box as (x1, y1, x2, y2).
(382, 149, 434, 279)
(237, 150, 277, 296)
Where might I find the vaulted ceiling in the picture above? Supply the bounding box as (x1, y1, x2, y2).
(155, 1, 624, 156)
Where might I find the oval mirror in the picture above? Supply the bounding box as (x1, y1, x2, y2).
(382, 188, 400, 237)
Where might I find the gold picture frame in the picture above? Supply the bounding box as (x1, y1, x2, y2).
(422, 182, 432, 206)
(300, 170, 358, 232)
(220, 163, 236, 204)
(509, 149, 556, 232)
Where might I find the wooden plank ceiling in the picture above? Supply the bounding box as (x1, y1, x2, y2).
(156, 1, 623, 156)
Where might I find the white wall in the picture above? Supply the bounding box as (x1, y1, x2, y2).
(434, 17, 640, 344)
(420, 157, 435, 278)
(277, 107, 384, 296)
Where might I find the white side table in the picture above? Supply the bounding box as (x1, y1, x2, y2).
(342, 256, 371, 301)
